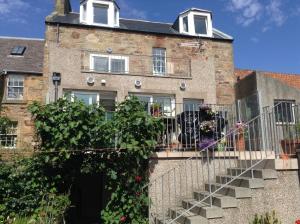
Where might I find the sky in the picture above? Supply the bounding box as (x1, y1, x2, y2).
(0, 0, 299, 74)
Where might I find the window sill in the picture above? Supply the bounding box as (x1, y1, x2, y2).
(82, 70, 192, 80)
(1, 99, 27, 105)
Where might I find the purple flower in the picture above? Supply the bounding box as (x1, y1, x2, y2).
(199, 138, 215, 149)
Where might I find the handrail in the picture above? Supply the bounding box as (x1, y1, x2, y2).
(147, 101, 298, 224)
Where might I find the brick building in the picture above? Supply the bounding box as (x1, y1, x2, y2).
(0, 37, 45, 151)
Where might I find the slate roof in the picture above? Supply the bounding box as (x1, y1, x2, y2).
(0, 37, 44, 74)
(46, 13, 233, 40)
(235, 69, 300, 90)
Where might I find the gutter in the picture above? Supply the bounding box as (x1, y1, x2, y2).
(1, 70, 43, 75)
(45, 21, 234, 43)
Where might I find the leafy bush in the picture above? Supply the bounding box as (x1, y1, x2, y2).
(1, 97, 163, 223)
(250, 211, 281, 224)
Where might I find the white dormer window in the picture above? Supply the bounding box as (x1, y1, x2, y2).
(80, 0, 119, 27)
(178, 9, 213, 37)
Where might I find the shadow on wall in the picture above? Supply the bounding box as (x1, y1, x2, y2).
(0, 75, 4, 107)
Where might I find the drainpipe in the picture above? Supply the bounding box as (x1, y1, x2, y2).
(52, 72, 61, 102)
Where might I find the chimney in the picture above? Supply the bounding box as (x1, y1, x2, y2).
(55, 0, 72, 15)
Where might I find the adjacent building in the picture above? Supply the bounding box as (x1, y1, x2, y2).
(0, 37, 45, 151)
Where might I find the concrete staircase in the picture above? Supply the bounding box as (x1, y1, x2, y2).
(155, 163, 278, 224)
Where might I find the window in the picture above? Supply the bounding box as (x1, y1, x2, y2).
(183, 99, 204, 111)
(194, 15, 207, 35)
(0, 122, 17, 149)
(11, 46, 26, 56)
(274, 100, 295, 123)
(82, 3, 87, 21)
(93, 4, 108, 24)
(134, 94, 175, 117)
(7, 75, 24, 100)
(183, 16, 189, 32)
(153, 48, 166, 75)
(91, 54, 128, 74)
(71, 92, 99, 105)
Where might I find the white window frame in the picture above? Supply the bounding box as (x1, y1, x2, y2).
(152, 48, 167, 76)
(133, 94, 176, 117)
(80, 0, 119, 27)
(70, 91, 100, 105)
(179, 11, 213, 37)
(81, 3, 87, 22)
(6, 75, 24, 100)
(90, 54, 129, 74)
(0, 122, 17, 149)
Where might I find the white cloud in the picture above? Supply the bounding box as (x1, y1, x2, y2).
(0, 0, 30, 23)
(250, 37, 259, 43)
(266, 0, 286, 26)
(118, 0, 147, 19)
(227, 0, 263, 26)
(226, 0, 287, 29)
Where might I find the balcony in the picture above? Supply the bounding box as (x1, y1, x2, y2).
(81, 50, 192, 78)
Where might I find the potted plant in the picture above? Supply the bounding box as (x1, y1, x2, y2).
(150, 103, 162, 117)
(235, 121, 246, 151)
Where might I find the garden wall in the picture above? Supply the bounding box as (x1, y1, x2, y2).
(149, 153, 300, 223)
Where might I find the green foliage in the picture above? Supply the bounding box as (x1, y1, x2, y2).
(0, 116, 12, 134)
(1, 96, 163, 223)
(28, 98, 110, 151)
(250, 211, 281, 224)
(0, 156, 70, 224)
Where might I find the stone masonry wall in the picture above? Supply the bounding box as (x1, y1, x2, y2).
(0, 74, 45, 153)
(44, 24, 235, 105)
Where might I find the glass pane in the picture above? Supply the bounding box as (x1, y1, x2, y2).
(183, 99, 203, 111)
(183, 16, 189, 32)
(74, 92, 98, 105)
(100, 99, 116, 112)
(153, 48, 166, 75)
(135, 95, 151, 112)
(93, 56, 109, 72)
(274, 101, 295, 123)
(94, 4, 108, 24)
(194, 15, 207, 34)
(154, 97, 172, 115)
(111, 58, 125, 73)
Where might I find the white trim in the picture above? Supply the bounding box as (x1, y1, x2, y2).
(0, 36, 44, 41)
(152, 48, 167, 76)
(80, 0, 119, 27)
(179, 10, 213, 37)
(71, 91, 100, 105)
(6, 74, 24, 100)
(90, 54, 129, 74)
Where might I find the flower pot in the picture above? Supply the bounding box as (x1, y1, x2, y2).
(235, 132, 245, 151)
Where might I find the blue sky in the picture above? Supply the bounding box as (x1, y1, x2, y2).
(0, 0, 299, 74)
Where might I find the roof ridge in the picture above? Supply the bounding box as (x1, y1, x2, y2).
(0, 36, 44, 41)
(120, 18, 173, 25)
(236, 68, 300, 77)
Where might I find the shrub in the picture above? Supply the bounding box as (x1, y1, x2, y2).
(250, 211, 281, 224)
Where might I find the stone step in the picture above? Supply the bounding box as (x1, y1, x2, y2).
(155, 216, 180, 224)
(169, 207, 209, 224)
(182, 199, 223, 219)
(227, 168, 278, 179)
(193, 191, 238, 208)
(236, 159, 276, 169)
(205, 183, 252, 198)
(216, 175, 264, 189)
